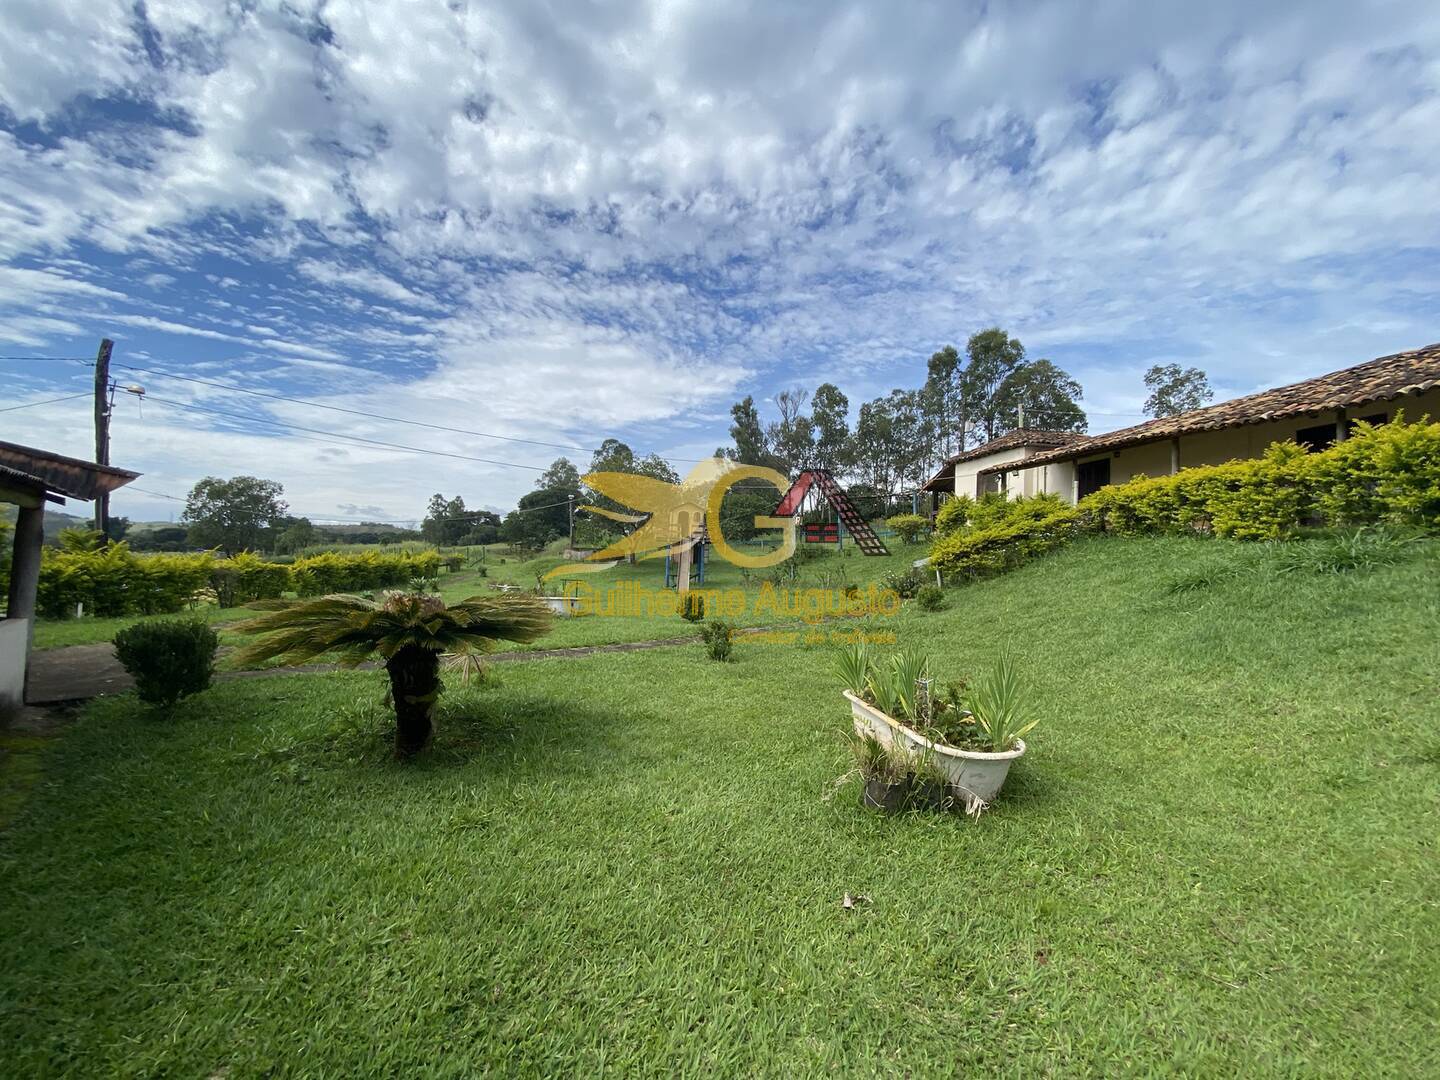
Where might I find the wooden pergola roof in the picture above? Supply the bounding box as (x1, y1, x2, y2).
(0, 441, 139, 504)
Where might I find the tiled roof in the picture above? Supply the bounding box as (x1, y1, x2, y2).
(918, 429, 1090, 492)
(0, 441, 139, 502)
(978, 342, 1440, 475)
(948, 428, 1090, 466)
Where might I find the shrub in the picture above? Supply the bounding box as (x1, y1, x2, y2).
(209, 551, 291, 607)
(914, 584, 945, 611)
(934, 495, 973, 537)
(290, 550, 440, 596)
(680, 593, 706, 622)
(928, 506, 1080, 579)
(880, 567, 926, 599)
(1310, 412, 1440, 525)
(1077, 417, 1440, 540)
(886, 513, 931, 544)
(112, 618, 219, 708)
(37, 545, 211, 619)
(700, 619, 734, 662)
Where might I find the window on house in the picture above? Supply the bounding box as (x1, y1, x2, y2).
(1345, 412, 1388, 435)
(1295, 423, 1338, 452)
(1076, 458, 1110, 498)
(978, 473, 1002, 496)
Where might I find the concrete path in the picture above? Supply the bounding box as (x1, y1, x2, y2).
(24, 634, 705, 705)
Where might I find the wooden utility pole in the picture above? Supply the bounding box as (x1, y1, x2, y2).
(93, 337, 114, 535)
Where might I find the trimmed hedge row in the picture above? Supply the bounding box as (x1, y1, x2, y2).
(930, 416, 1440, 578)
(1078, 415, 1440, 540)
(36, 547, 441, 620)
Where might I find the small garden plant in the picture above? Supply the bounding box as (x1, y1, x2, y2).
(914, 583, 945, 611)
(112, 617, 220, 709)
(700, 619, 734, 662)
(837, 643, 1035, 753)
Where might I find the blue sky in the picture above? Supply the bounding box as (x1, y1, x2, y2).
(2, 0, 1438, 523)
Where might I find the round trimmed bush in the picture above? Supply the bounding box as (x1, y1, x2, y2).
(112, 617, 220, 708)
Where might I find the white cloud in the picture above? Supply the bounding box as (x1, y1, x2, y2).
(2, 0, 1440, 515)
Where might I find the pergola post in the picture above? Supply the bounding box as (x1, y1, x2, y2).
(7, 502, 45, 699)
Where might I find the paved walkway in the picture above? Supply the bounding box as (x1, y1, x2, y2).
(24, 635, 705, 705)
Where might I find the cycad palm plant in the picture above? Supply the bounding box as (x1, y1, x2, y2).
(232, 591, 554, 756)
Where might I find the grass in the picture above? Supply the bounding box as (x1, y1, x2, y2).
(32, 602, 252, 651)
(3, 535, 1438, 1073)
(33, 536, 935, 655)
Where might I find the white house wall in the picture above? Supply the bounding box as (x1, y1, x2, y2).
(952, 446, 1032, 497)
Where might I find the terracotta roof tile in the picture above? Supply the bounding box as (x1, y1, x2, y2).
(977, 342, 1440, 475)
(918, 429, 1090, 491)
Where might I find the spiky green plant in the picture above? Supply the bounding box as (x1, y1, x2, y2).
(889, 646, 931, 722)
(232, 591, 553, 756)
(966, 651, 1038, 752)
(834, 642, 873, 697)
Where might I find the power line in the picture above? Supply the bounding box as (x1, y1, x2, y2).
(142, 394, 550, 472)
(113, 359, 712, 466)
(128, 486, 185, 502)
(0, 355, 90, 361)
(116, 362, 596, 455)
(0, 392, 92, 412)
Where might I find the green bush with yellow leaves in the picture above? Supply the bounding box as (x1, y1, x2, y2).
(929, 415, 1440, 579)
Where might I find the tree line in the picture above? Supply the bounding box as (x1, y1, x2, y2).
(117, 328, 1212, 557)
(482, 327, 1211, 551)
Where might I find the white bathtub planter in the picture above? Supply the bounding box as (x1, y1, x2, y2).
(837, 644, 1035, 817)
(846, 691, 1024, 808)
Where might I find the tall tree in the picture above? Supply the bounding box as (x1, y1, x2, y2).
(502, 488, 571, 551)
(810, 382, 851, 474)
(961, 328, 1027, 444)
(633, 452, 680, 485)
(182, 476, 287, 555)
(766, 387, 815, 472)
(727, 396, 770, 466)
(1143, 364, 1214, 417)
(587, 439, 636, 476)
(849, 389, 929, 498)
(536, 458, 583, 494)
(421, 494, 474, 546)
(922, 345, 964, 460)
(994, 359, 1088, 433)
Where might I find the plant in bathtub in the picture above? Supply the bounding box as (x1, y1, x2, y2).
(837, 643, 1033, 811)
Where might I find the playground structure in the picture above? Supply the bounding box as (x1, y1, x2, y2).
(771, 469, 889, 556)
(639, 465, 889, 594)
(663, 521, 708, 591)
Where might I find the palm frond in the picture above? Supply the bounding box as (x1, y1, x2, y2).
(230, 590, 555, 669)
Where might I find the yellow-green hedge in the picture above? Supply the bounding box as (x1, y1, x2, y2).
(929, 416, 1440, 577)
(1079, 414, 1440, 540)
(36, 547, 444, 620)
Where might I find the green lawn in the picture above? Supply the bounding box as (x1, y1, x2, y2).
(33, 538, 935, 655)
(32, 602, 254, 651)
(3, 536, 1437, 1074)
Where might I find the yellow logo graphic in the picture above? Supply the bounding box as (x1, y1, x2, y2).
(543, 457, 796, 580)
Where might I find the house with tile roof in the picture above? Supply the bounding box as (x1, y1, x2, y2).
(920, 342, 1440, 504)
